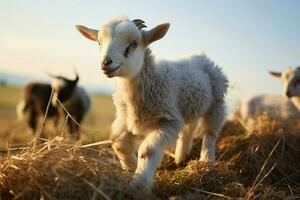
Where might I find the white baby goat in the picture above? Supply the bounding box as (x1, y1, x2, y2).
(237, 67, 300, 128)
(76, 17, 228, 190)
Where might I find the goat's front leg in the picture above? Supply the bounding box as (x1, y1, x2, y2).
(110, 97, 127, 139)
(132, 120, 182, 190)
(112, 131, 138, 171)
(111, 101, 139, 170)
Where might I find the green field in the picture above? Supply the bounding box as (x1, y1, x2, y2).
(0, 85, 115, 148)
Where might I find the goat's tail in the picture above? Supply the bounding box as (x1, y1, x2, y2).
(16, 100, 29, 121)
(202, 61, 229, 109)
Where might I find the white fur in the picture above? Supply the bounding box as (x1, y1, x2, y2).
(279, 67, 300, 97)
(16, 100, 26, 121)
(52, 78, 66, 91)
(77, 17, 228, 190)
(236, 67, 300, 128)
(51, 78, 66, 106)
(96, 18, 144, 78)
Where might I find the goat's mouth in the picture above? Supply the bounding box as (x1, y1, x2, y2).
(102, 65, 121, 77)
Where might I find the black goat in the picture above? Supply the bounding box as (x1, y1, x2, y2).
(17, 72, 91, 139)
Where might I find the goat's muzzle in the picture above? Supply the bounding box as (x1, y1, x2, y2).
(101, 56, 113, 70)
(102, 65, 120, 77)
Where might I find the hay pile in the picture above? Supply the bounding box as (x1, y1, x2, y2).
(157, 115, 300, 199)
(0, 140, 156, 200)
(1, 116, 300, 199)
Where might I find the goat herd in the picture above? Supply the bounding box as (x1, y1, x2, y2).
(15, 16, 299, 190)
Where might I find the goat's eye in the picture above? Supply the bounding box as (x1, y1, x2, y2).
(130, 40, 138, 48)
(97, 40, 101, 45)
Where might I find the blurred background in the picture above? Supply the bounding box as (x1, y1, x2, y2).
(0, 0, 299, 146)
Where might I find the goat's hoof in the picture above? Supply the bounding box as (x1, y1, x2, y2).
(131, 173, 152, 192)
(174, 156, 187, 166)
(199, 157, 209, 162)
(199, 154, 215, 162)
(119, 159, 137, 172)
(199, 157, 215, 162)
(175, 160, 186, 167)
(120, 164, 136, 172)
(198, 158, 216, 169)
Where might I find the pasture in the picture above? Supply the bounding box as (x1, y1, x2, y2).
(0, 85, 115, 147)
(0, 84, 299, 199)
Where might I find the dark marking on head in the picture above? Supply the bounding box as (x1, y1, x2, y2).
(124, 46, 130, 58)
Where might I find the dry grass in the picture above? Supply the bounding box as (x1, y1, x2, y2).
(0, 85, 115, 147)
(0, 85, 300, 199)
(0, 115, 300, 199)
(0, 140, 142, 200)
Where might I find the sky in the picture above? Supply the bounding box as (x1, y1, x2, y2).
(0, 0, 299, 106)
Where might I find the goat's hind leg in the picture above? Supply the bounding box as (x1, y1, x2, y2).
(67, 118, 81, 140)
(200, 105, 226, 162)
(28, 109, 38, 134)
(174, 120, 197, 165)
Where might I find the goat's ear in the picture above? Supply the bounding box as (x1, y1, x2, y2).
(143, 23, 170, 46)
(75, 25, 98, 41)
(269, 71, 282, 78)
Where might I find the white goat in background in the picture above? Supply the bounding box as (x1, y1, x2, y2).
(76, 17, 228, 189)
(236, 67, 300, 128)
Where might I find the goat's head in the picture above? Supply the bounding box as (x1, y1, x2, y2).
(270, 66, 300, 98)
(76, 17, 170, 79)
(48, 71, 79, 106)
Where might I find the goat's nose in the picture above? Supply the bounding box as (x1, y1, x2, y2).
(101, 56, 112, 69)
(286, 91, 292, 98)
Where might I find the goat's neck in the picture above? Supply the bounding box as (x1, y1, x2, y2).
(291, 96, 300, 111)
(116, 48, 154, 105)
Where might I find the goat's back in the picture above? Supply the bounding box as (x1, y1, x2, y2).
(62, 87, 91, 121)
(22, 82, 57, 116)
(239, 95, 300, 122)
(156, 54, 228, 122)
